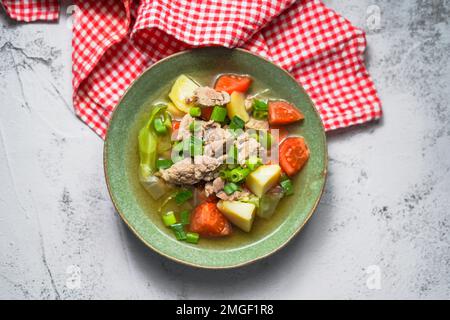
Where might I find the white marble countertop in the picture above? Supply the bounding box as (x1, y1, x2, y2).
(1, 1, 449, 299)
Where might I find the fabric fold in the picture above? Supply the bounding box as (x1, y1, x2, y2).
(1, 0, 382, 138)
(249, 0, 382, 129)
(130, 0, 297, 62)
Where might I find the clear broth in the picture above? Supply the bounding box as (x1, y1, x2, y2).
(126, 71, 299, 250)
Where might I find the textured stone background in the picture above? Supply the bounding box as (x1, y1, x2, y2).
(0, 1, 449, 299)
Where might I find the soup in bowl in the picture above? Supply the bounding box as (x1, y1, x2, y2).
(104, 48, 327, 268)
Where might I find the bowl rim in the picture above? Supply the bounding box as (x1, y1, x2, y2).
(103, 47, 328, 269)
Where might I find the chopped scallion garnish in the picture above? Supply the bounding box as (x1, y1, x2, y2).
(280, 179, 294, 196)
(253, 99, 268, 111)
(229, 167, 251, 183)
(189, 107, 201, 117)
(224, 182, 239, 195)
(175, 189, 193, 205)
(180, 210, 190, 225)
(253, 110, 268, 120)
(186, 232, 200, 244)
(170, 223, 187, 241)
(156, 159, 173, 170)
(210, 106, 227, 122)
(219, 168, 231, 180)
(229, 116, 245, 130)
(162, 211, 177, 227)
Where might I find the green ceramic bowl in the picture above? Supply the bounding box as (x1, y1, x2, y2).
(104, 47, 327, 269)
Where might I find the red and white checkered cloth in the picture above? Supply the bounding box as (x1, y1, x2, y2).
(2, 0, 382, 139)
(1, 0, 59, 22)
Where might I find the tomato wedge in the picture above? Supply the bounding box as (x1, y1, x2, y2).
(214, 74, 252, 94)
(268, 100, 304, 125)
(279, 137, 309, 177)
(190, 202, 232, 237)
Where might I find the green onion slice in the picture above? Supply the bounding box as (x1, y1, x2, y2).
(229, 167, 251, 183)
(210, 106, 227, 122)
(224, 182, 239, 195)
(162, 211, 177, 227)
(229, 116, 245, 130)
(170, 223, 187, 241)
(186, 232, 200, 244)
(253, 110, 268, 120)
(219, 169, 231, 180)
(280, 179, 294, 196)
(156, 159, 173, 170)
(253, 99, 268, 111)
(175, 189, 193, 205)
(180, 210, 190, 225)
(189, 107, 201, 117)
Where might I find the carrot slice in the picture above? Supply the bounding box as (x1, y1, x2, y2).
(190, 202, 232, 237)
(214, 74, 252, 94)
(268, 100, 304, 125)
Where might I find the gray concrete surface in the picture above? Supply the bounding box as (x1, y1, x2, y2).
(0, 1, 449, 300)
